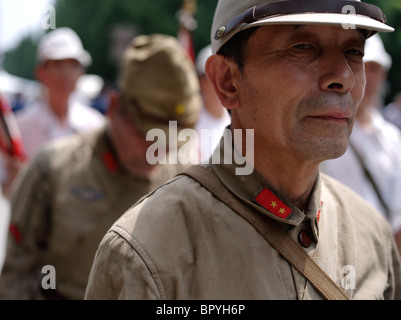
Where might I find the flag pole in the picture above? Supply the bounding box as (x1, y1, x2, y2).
(176, 0, 198, 64)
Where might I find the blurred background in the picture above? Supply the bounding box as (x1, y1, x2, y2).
(0, 0, 218, 105)
(0, 0, 219, 268)
(1, 0, 401, 105)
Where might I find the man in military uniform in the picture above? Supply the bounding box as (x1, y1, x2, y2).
(85, 0, 401, 300)
(0, 34, 201, 300)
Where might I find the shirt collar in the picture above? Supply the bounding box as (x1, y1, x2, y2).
(210, 129, 323, 227)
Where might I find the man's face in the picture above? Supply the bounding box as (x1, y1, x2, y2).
(109, 102, 155, 177)
(36, 59, 84, 96)
(232, 25, 366, 163)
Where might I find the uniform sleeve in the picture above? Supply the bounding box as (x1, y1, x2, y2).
(85, 230, 163, 300)
(0, 152, 52, 299)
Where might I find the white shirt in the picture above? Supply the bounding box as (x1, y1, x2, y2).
(321, 108, 401, 233)
(383, 102, 401, 130)
(0, 97, 105, 184)
(15, 98, 105, 159)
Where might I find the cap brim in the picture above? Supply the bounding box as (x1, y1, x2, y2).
(214, 13, 394, 53)
(37, 50, 92, 67)
(250, 13, 393, 32)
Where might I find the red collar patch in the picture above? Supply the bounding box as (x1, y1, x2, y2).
(102, 150, 118, 173)
(255, 188, 292, 219)
(9, 223, 22, 244)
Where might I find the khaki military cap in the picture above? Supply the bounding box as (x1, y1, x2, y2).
(211, 0, 394, 54)
(120, 34, 201, 144)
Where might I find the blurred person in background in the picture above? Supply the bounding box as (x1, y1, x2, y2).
(0, 33, 201, 300)
(195, 44, 230, 162)
(321, 34, 401, 255)
(383, 92, 401, 130)
(11, 93, 26, 114)
(0, 27, 105, 198)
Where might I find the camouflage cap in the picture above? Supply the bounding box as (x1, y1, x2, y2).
(119, 34, 202, 145)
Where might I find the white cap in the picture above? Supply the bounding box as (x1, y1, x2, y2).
(363, 33, 392, 70)
(211, 0, 394, 54)
(195, 45, 212, 76)
(36, 27, 92, 67)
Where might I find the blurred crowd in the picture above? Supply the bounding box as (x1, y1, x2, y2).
(0, 25, 230, 299)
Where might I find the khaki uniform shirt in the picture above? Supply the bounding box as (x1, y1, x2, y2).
(0, 125, 186, 300)
(85, 137, 401, 300)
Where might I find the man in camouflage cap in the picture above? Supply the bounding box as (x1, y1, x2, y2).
(86, 0, 401, 300)
(121, 34, 200, 142)
(0, 33, 201, 300)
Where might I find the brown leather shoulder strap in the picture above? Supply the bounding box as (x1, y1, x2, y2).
(179, 165, 349, 300)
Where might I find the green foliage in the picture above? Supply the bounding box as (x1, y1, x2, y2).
(2, 36, 38, 80)
(368, 0, 401, 103)
(52, 0, 217, 82)
(3, 0, 217, 83)
(3, 0, 401, 103)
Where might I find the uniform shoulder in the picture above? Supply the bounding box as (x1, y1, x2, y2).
(110, 173, 208, 240)
(321, 172, 375, 209)
(320, 172, 391, 229)
(35, 128, 102, 169)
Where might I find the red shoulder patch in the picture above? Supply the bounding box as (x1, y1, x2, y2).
(102, 151, 118, 172)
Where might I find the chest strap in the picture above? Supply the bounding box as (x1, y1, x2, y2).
(179, 165, 349, 300)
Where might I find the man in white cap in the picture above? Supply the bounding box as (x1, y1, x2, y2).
(85, 0, 401, 300)
(0, 28, 105, 197)
(321, 34, 401, 256)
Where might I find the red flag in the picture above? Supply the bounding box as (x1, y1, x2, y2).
(0, 94, 27, 161)
(176, 0, 197, 64)
(178, 27, 196, 64)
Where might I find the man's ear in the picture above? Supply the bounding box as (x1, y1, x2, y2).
(205, 54, 240, 110)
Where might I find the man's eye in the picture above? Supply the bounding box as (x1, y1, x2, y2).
(293, 44, 314, 50)
(346, 49, 364, 56)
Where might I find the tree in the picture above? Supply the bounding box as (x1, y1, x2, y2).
(2, 36, 38, 80)
(369, 0, 401, 103)
(3, 0, 217, 84)
(3, 0, 401, 102)
(53, 0, 217, 83)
